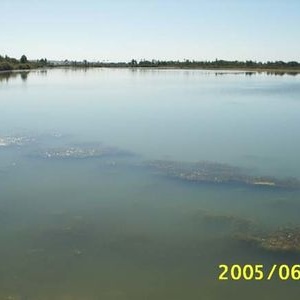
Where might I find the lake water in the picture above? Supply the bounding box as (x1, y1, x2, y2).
(0, 68, 300, 299)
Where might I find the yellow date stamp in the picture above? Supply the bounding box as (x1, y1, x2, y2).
(218, 264, 300, 281)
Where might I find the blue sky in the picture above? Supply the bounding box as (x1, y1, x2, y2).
(1, 0, 299, 62)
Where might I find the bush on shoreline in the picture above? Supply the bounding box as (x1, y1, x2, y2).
(0, 62, 14, 71)
(0, 54, 47, 71)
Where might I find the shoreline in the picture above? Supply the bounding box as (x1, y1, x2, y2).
(1, 66, 300, 74)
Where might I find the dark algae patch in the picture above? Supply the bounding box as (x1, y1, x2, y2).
(143, 160, 300, 189)
(236, 227, 300, 254)
(195, 210, 300, 254)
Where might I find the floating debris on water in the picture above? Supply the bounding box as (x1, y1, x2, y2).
(0, 135, 35, 147)
(34, 145, 135, 160)
(73, 249, 83, 256)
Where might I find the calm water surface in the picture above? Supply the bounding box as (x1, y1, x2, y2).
(0, 69, 300, 299)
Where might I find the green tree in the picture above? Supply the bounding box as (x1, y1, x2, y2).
(20, 55, 28, 64)
(130, 59, 138, 67)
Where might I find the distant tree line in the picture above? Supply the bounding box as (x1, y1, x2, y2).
(64, 58, 300, 71)
(128, 59, 300, 70)
(1, 54, 299, 72)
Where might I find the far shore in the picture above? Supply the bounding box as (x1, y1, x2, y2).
(2, 55, 300, 74)
(1, 66, 300, 74)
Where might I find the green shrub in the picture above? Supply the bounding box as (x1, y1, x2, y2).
(0, 62, 14, 71)
(17, 63, 31, 70)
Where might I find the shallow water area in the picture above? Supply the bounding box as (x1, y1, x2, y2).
(0, 68, 300, 299)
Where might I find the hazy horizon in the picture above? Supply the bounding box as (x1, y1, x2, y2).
(1, 0, 300, 62)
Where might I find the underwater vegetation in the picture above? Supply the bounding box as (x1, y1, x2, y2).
(195, 210, 300, 254)
(143, 160, 300, 189)
(236, 227, 300, 253)
(1, 134, 300, 189)
(2, 133, 300, 255)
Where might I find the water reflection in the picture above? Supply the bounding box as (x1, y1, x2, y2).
(0, 71, 30, 83)
(265, 71, 299, 76)
(20, 71, 29, 82)
(215, 71, 299, 76)
(0, 68, 299, 86)
(0, 70, 48, 83)
(0, 71, 18, 83)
